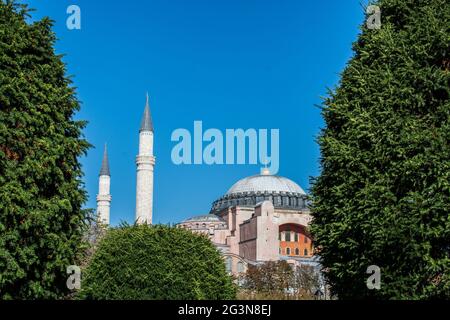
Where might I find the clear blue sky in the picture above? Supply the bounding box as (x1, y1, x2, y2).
(23, 0, 367, 225)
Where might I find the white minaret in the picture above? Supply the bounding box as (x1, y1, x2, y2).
(135, 93, 155, 224)
(96, 144, 111, 225)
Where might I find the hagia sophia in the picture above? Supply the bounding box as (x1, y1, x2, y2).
(96, 96, 319, 275)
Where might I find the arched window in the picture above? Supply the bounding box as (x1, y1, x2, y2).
(304, 249, 308, 256)
(286, 248, 291, 255)
(285, 231, 291, 242)
(226, 257, 232, 273)
(294, 232, 299, 242)
(295, 248, 299, 255)
(237, 261, 245, 274)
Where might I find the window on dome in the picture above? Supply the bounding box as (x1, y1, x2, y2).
(291, 197, 297, 207)
(299, 199, 305, 208)
(275, 196, 282, 206)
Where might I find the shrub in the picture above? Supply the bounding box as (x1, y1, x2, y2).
(78, 224, 236, 300)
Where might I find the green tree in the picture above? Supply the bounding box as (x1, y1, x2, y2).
(243, 261, 293, 296)
(0, 0, 90, 299)
(240, 261, 321, 300)
(293, 265, 321, 298)
(79, 224, 236, 300)
(310, 0, 449, 299)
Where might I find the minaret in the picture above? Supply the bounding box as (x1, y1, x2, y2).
(96, 144, 111, 225)
(135, 93, 155, 224)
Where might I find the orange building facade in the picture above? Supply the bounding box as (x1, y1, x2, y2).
(279, 223, 313, 257)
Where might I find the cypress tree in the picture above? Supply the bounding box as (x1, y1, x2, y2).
(310, 0, 449, 299)
(0, 1, 90, 299)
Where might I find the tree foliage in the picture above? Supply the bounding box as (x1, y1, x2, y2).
(310, 0, 449, 299)
(243, 261, 293, 295)
(79, 224, 237, 300)
(241, 261, 321, 300)
(0, 0, 90, 299)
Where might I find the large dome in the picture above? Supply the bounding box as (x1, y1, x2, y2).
(210, 169, 308, 214)
(226, 175, 306, 195)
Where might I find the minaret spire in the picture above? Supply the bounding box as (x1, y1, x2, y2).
(97, 143, 112, 225)
(99, 143, 110, 176)
(136, 93, 156, 224)
(140, 92, 153, 132)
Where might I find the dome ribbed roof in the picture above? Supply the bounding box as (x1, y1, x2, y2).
(226, 174, 306, 195)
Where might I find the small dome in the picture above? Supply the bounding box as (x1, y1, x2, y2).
(226, 174, 306, 195)
(182, 214, 225, 223)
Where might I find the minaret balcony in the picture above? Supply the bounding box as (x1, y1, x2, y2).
(136, 155, 156, 166)
(96, 194, 112, 202)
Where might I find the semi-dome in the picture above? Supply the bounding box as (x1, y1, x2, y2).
(226, 174, 306, 195)
(210, 169, 308, 214)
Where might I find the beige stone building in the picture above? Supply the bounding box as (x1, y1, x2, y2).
(178, 168, 319, 274)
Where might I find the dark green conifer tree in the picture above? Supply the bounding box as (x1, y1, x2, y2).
(0, 0, 90, 299)
(310, 0, 449, 299)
